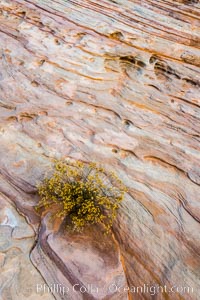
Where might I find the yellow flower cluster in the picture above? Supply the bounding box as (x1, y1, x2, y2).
(35, 159, 127, 233)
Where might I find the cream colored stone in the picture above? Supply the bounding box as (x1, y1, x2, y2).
(0, 0, 200, 299)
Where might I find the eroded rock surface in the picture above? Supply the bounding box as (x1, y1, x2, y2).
(0, 193, 54, 300)
(31, 213, 128, 300)
(0, 0, 200, 299)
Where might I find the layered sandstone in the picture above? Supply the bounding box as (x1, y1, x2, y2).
(0, 0, 200, 299)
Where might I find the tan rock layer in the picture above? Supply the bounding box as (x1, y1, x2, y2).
(0, 0, 200, 299)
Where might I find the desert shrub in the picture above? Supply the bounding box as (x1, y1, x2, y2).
(35, 160, 127, 233)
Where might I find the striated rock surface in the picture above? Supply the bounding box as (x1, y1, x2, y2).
(0, 0, 200, 299)
(0, 193, 54, 300)
(31, 213, 128, 300)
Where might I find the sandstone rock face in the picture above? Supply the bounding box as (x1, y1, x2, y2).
(0, 193, 54, 300)
(0, 0, 200, 299)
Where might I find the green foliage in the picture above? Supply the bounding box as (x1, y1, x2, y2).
(35, 160, 127, 233)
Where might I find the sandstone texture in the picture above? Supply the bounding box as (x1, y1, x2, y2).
(0, 193, 54, 300)
(0, 0, 200, 299)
